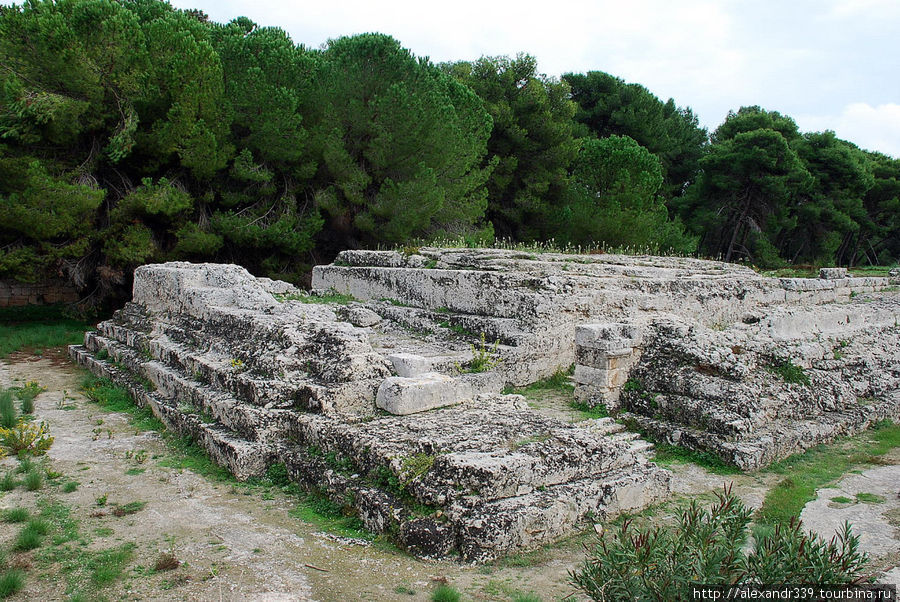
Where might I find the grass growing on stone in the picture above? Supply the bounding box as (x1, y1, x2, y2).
(274, 291, 356, 305)
(756, 420, 900, 526)
(503, 366, 574, 396)
(651, 442, 742, 475)
(0, 305, 91, 358)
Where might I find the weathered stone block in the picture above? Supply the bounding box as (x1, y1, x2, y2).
(388, 353, 432, 377)
(819, 267, 848, 280)
(375, 373, 472, 415)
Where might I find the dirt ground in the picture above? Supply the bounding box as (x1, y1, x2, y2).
(1, 352, 897, 601)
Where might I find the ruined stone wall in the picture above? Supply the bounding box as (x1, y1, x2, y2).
(0, 279, 79, 307)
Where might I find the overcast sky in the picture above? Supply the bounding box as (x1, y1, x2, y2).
(169, 0, 900, 158)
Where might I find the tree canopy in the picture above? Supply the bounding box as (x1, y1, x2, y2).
(1, 0, 897, 308)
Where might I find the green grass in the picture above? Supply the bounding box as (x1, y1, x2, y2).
(568, 400, 609, 419)
(757, 420, 900, 526)
(431, 584, 462, 602)
(87, 543, 136, 586)
(830, 496, 853, 504)
(0, 305, 91, 358)
(0, 471, 17, 491)
(503, 366, 574, 396)
(761, 265, 894, 279)
(288, 491, 373, 541)
(0, 569, 24, 599)
(2, 508, 30, 523)
(854, 492, 886, 504)
(274, 291, 356, 305)
(0, 389, 16, 428)
(81, 375, 164, 432)
(24, 469, 43, 491)
(652, 442, 742, 475)
(62, 481, 79, 493)
(14, 521, 47, 551)
(767, 358, 811, 386)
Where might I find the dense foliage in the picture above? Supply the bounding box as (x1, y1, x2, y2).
(571, 489, 869, 601)
(1, 0, 897, 307)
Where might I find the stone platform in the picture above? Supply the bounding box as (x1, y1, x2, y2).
(70, 251, 900, 557)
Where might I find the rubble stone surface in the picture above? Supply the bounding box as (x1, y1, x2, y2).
(71, 250, 900, 558)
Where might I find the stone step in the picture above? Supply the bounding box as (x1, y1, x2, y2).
(278, 435, 669, 563)
(283, 396, 651, 507)
(70, 345, 274, 480)
(374, 303, 529, 347)
(91, 326, 374, 416)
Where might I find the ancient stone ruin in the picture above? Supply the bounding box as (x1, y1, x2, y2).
(70, 249, 900, 560)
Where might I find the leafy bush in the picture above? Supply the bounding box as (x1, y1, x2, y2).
(570, 487, 868, 601)
(0, 419, 54, 456)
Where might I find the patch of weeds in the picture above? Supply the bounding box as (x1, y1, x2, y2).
(394, 583, 417, 595)
(569, 400, 609, 420)
(111, 501, 146, 517)
(95, 494, 108, 507)
(459, 332, 501, 373)
(96, 348, 109, 360)
(504, 366, 575, 397)
(431, 584, 461, 602)
(93, 527, 114, 537)
(276, 290, 356, 305)
(324, 451, 356, 475)
(2, 508, 29, 523)
(496, 548, 550, 568)
(400, 452, 435, 484)
(767, 358, 811, 386)
(652, 442, 741, 475)
(124, 468, 145, 476)
(154, 552, 180, 572)
(0, 471, 17, 491)
(0, 569, 24, 598)
(854, 492, 885, 504)
(14, 520, 48, 551)
(87, 542, 137, 586)
(757, 420, 900, 526)
(830, 496, 853, 504)
(511, 593, 543, 602)
(24, 469, 43, 491)
(424, 259, 438, 269)
(0, 389, 15, 429)
(508, 433, 551, 450)
(12, 381, 44, 415)
(289, 490, 373, 541)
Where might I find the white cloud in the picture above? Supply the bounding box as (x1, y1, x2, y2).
(797, 103, 900, 157)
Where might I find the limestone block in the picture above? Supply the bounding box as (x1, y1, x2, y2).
(342, 306, 382, 327)
(388, 353, 433, 377)
(819, 267, 848, 280)
(376, 373, 473, 415)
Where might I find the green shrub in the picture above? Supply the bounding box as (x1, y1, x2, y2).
(570, 487, 868, 601)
